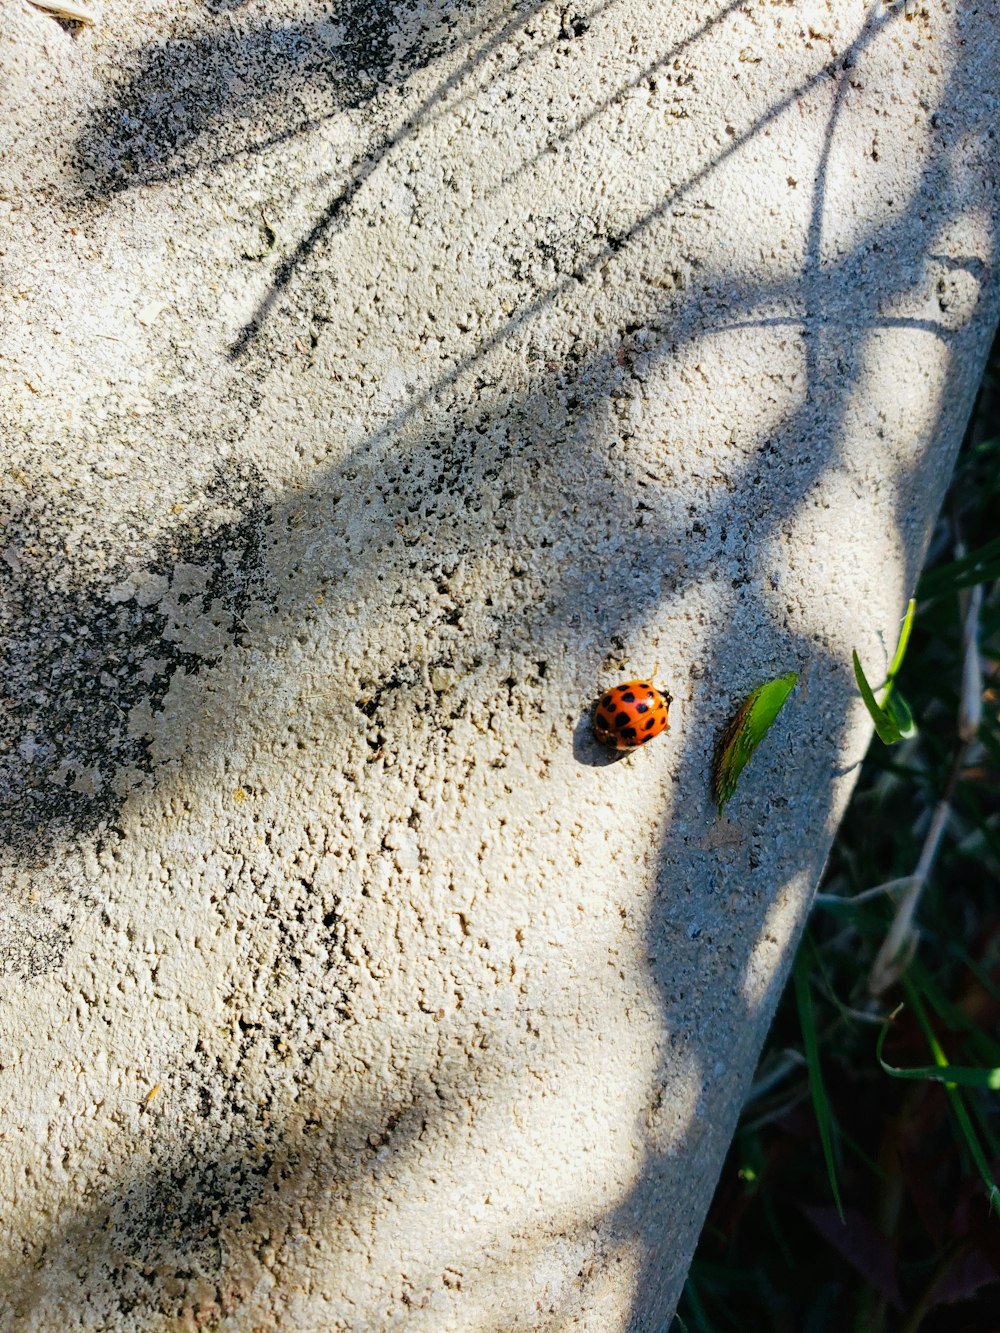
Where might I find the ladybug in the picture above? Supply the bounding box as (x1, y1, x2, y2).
(593, 678, 672, 751)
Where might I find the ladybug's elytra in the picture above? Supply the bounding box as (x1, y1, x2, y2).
(593, 679, 672, 751)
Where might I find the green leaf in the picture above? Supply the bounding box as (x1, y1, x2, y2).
(853, 651, 903, 744)
(853, 600, 918, 745)
(712, 672, 798, 812)
(882, 686, 916, 741)
(794, 944, 844, 1221)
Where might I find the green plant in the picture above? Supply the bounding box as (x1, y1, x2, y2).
(712, 672, 798, 812)
(853, 599, 917, 746)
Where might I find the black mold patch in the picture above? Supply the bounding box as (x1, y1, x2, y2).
(116, 1148, 275, 1254)
(0, 462, 273, 858)
(53, 1135, 287, 1317)
(0, 906, 72, 980)
(74, 1, 463, 197)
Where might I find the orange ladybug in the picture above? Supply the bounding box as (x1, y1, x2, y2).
(593, 678, 672, 751)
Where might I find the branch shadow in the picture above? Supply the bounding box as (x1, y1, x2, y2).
(73, 0, 558, 360)
(602, 16, 1000, 1330)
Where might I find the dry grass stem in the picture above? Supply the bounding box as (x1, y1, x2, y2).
(869, 580, 984, 993)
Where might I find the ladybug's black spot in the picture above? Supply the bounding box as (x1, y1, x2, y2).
(621, 691, 635, 703)
(645, 718, 656, 730)
(622, 727, 637, 742)
(636, 702, 649, 714)
(615, 711, 630, 728)
(601, 694, 613, 709)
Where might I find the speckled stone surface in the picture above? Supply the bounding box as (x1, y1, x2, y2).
(1, 0, 998, 1327)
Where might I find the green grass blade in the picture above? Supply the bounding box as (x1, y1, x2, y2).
(876, 1030, 1000, 1089)
(853, 601, 920, 744)
(899, 982, 1000, 1216)
(907, 956, 1000, 1054)
(968, 1091, 1000, 1166)
(793, 943, 844, 1221)
(853, 651, 903, 744)
(712, 672, 798, 812)
(882, 687, 917, 741)
(918, 535, 1000, 597)
(886, 598, 916, 679)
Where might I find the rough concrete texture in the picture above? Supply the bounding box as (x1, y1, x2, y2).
(1, 0, 998, 1327)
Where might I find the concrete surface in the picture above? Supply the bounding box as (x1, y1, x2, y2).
(1, 0, 998, 1327)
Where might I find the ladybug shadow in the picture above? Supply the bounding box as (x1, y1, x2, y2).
(572, 710, 634, 768)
